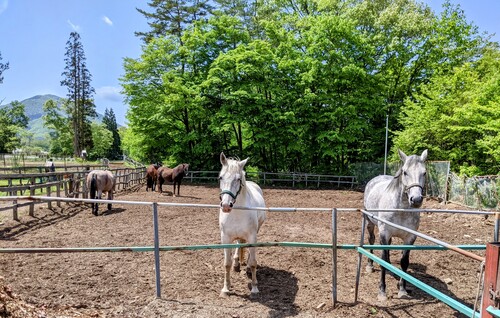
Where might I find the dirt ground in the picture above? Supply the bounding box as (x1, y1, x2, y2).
(0, 182, 494, 318)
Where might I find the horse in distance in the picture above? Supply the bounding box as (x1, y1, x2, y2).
(364, 149, 428, 301)
(45, 159, 56, 181)
(218, 152, 266, 297)
(86, 170, 116, 216)
(146, 163, 161, 192)
(157, 163, 189, 196)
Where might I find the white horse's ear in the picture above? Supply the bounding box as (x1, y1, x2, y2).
(220, 152, 227, 165)
(421, 149, 428, 162)
(240, 158, 249, 169)
(398, 149, 407, 162)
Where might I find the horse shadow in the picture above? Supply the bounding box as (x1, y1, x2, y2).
(233, 266, 300, 317)
(0, 206, 86, 240)
(100, 207, 126, 216)
(368, 262, 473, 318)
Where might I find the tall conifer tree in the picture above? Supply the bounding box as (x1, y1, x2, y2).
(60, 32, 97, 157)
(102, 108, 122, 160)
(0, 52, 9, 85)
(135, 0, 213, 44)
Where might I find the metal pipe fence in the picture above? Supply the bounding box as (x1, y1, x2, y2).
(0, 195, 494, 316)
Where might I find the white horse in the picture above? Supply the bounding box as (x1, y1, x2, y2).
(364, 149, 428, 301)
(218, 152, 266, 297)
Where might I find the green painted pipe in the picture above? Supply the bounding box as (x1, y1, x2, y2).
(357, 247, 480, 317)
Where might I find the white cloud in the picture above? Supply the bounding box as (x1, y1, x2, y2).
(67, 19, 80, 32)
(96, 86, 122, 102)
(0, 0, 8, 15)
(102, 16, 113, 26)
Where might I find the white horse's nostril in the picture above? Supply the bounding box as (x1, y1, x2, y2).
(230, 202, 233, 208)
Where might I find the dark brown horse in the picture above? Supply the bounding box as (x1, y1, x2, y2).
(157, 163, 189, 196)
(86, 170, 115, 216)
(146, 163, 162, 192)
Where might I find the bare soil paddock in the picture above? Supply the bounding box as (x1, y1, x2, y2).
(0, 183, 493, 317)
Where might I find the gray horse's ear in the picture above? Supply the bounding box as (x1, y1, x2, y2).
(398, 149, 407, 162)
(421, 149, 428, 162)
(240, 158, 249, 169)
(220, 152, 227, 165)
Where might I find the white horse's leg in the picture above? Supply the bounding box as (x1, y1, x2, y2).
(220, 244, 233, 297)
(247, 245, 259, 294)
(233, 247, 240, 272)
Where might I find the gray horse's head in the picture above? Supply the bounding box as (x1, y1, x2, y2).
(396, 149, 428, 208)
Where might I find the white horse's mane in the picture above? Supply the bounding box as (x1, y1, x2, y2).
(222, 157, 247, 181)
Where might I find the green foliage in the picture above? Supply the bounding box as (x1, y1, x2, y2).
(393, 45, 500, 175)
(125, 0, 493, 174)
(0, 101, 29, 153)
(0, 51, 8, 85)
(89, 122, 113, 159)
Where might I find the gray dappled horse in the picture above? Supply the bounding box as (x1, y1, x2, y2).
(86, 170, 116, 216)
(364, 149, 428, 301)
(218, 152, 266, 297)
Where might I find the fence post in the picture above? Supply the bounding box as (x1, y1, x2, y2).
(12, 190, 18, 221)
(482, 242, 500, 317)
(56, 182, 61, 208)
(152, 202, 162, 299)
(46, 185, 52, 209)
(331, 208, 337, 307)
(29, 186, 35, 216)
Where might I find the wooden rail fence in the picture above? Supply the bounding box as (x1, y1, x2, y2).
(0, 166, 146, 220)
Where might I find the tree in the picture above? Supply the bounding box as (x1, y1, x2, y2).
(43, 99, 74, 156)
(0, 51, 9, 85)
(393, 45, 500, 175)
(135, 0, 214, 44)
(60, 32, 97, 158)
(0, 101, 29, 153)
(89, 122, 113, 159)
(102, 108, 122, 159)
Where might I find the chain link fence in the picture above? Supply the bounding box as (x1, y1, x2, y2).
(351, 160, 500, 210)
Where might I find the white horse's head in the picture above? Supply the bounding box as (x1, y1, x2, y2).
(219, 152, 248, 213)
(397, 149, 428, 208)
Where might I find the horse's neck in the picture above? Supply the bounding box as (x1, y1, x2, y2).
(388, 177, 410, 208)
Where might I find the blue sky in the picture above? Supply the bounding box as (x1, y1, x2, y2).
(0, 0, 499, 126)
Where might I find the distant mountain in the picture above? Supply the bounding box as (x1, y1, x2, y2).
(17, 94, 65, 121)
(2, 94, 105, 140)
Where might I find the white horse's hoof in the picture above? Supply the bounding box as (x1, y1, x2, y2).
(220, 290, 230, 298)
(377, 293, 387, 302)
(366, 265, 374, 273)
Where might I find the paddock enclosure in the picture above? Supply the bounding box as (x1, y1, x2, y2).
(0, 183, 493, 317)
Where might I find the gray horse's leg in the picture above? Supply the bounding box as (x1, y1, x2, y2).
(107, 191, 113, 211)
(366, 219, 376, 273)
(398, 236, 417, 299)
(378, 233, 391, 301)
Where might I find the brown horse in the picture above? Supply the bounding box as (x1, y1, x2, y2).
(86, 170, 116, 216)
(157, 163, 189, 196)
(146, 163, 161, 192)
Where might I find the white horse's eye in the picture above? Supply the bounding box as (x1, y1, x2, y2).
(403, 171, 408, 176)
